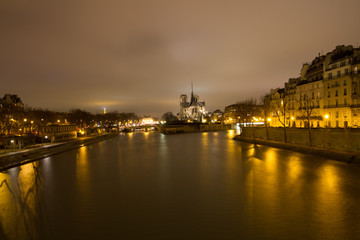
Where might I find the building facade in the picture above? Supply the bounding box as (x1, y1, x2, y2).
(0, 94, 24, 108)
(266, 45, 360, 128)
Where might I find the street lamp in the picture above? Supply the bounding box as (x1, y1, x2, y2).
(10, 139, 14, 151)
(324, 114, 329, 128)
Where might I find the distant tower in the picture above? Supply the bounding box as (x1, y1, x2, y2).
(180, 94, 188, 110)
(190, 81, 194, 103)
(103, 108, 106, 115)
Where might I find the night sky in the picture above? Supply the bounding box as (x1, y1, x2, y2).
(1, 0, 360, 117)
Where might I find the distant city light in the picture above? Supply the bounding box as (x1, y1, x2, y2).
(141, 118, 154, 125)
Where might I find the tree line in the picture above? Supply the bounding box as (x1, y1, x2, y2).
(0, 106, 139, 135)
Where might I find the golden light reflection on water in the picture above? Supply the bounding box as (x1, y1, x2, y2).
(286, 155, 302, 183)
(76, 146, 90, 192)
(227, 129, 236, 138)
(198, 132, 211, 185)
(201, 132, 209, 147)
(311, 164, 347, 238)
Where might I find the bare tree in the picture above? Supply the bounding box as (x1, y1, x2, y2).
(260, 94, 270, 140)
(297, 94, 319, 146)
(270, 92, 288, 143)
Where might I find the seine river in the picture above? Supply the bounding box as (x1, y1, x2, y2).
(0, 130, 360, 240)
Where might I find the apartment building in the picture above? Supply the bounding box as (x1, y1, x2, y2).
(267, 45, 360, 128)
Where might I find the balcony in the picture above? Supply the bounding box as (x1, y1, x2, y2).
(324, 72, 350, 81)
(324, 104, 350, 109)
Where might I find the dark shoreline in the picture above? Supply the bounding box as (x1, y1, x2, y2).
(0, 133, 118, 172)
(233, 135, 360, 164)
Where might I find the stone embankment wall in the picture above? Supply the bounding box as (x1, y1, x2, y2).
(0, 133, 118, 172)
(158, 124, 231, 134)
(240, 127, 360, 153)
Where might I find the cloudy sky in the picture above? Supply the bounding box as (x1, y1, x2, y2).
(1, 0, 360, 117)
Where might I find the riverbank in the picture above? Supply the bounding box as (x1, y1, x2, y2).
(0, 133, 118, 172)
(233, 135, 360, 164)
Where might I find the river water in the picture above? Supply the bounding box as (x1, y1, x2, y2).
(0, 130, 359, 240)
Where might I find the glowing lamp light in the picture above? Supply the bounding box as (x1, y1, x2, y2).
(267, 118, 271, 122)
(291, 117, 294, 120)
(324, 114, 329, 119)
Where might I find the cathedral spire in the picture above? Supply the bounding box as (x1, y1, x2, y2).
(191, 81, 194, 103)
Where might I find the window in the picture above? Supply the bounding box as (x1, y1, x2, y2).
(344, 98, 347, 105)
(312, 92, 315, 99)
(336, 111, 339, 118)
(328, 73, 332, 79)
(328, 91, 330, 98)
(344, 88, 347, 96)
(337, 70, 341, 77)
(345, 69, 349, 75)
(344, 79, 347, 86)
(327, 83, 330, 89)
(335, 90, 338, 97)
